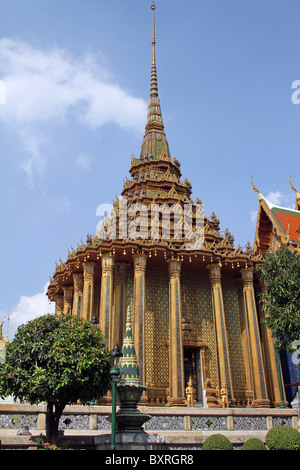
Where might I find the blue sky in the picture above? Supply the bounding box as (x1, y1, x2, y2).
(1, 0, 300, 339)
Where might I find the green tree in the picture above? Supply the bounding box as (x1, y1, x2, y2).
(256, 246, 300, 351)
(0, 314, 111, 444)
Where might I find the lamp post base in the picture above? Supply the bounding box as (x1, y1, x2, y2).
(94, 432, 164, 451)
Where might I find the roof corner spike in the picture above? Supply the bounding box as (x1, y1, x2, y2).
(251, 175, 262, 201)
(289, 174, 300, 210)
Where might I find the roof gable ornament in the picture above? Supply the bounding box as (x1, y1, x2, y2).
(289, 174, 300, 211)
(251, 175, 262, 202)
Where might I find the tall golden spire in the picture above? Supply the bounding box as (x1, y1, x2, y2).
(122, 3, 192, 207)
(145, 1, 164, 132)
(151, 1, 156, 67)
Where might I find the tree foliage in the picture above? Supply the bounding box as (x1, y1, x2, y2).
(265, 425, 300, 450)
(241, 438, 266, 450)
(201, 434, 233, 450)
(0, 314, 111, 443)
(256, 246, 300, 350)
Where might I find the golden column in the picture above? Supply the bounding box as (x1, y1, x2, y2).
(54, 293, 64, 316)
(259, 282, 287, 407)
(73, 273, 83, 317)
(207, 263, 234, 404)
(99, 253, 115, 349)
(132, 252, 147, 387)
(236, 280, 253, 396)
(241, 267, 270, 407)
(167, 258, 185, 406)
(113, 263, 128, 348)
(62, 286, 73, 315)
(82, 261, 95, 322)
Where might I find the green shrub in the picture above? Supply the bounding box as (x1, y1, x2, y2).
(265, 425, 300, 450)
(241, 438, 267, 451)
(202, 434, 233, 450)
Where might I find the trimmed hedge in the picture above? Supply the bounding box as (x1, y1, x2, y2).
(241, 438, 267, 451)
(265, 425, 300, 451)
(202, 434, 233, 450)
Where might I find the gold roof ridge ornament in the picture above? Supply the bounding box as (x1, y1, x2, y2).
(289, 174, 300, 210)
(251, 175, 262, 201)
(289, 174, 299, 195)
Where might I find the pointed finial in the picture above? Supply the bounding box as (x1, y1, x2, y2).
(251, 175, 262, 201)
(289, 174, 298, 193)
(289, 174, 300, 210)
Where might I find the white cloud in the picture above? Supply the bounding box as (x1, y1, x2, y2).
(75, 152, 92, 171)
(19, 127, 48, 187)
(0, 37, 147, 184)
(250, 210, 258, 224)
(52, 196, 71, 215)
(9, 282, 55, 339)
(250, 190, 295, 226)
(265, 190, 294, 209)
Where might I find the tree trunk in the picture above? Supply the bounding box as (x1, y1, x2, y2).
(46, 401, 66, 445)
(46, 402, 54, 443)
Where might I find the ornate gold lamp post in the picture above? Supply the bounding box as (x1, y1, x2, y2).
(110, 343, 123, 450)
(102, 306, 163, 451)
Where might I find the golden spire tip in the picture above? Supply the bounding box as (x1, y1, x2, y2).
(151, 1, 156, 65)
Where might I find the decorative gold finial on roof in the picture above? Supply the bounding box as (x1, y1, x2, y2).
(289, 174, 298, 194)
(251, 175, 262, 201)
(289, 174, 300, 210)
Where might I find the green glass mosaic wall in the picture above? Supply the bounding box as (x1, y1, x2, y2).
(220, 276, 247, 391)
(181, 271, 219, 388)
(145, 266, 169, 388)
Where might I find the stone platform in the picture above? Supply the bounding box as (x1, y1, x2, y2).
(0, 403, 298, 449)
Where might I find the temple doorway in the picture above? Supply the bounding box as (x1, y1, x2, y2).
(184, 348, 203, 405)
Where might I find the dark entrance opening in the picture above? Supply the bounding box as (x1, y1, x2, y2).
(184, 348, 199, 402)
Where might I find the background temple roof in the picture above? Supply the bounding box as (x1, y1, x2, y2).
(254, 191, 300, 254)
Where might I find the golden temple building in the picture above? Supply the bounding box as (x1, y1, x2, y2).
(47, 2, 287, 409)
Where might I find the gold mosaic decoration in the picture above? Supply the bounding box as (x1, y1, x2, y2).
(145, 267, 169, 389)
(222, 276, 247, 391)
(181, 271, 218, 387)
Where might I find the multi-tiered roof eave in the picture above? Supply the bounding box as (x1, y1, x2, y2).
(47, 3, 262, 303)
